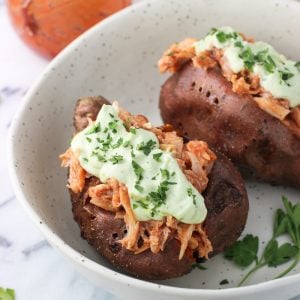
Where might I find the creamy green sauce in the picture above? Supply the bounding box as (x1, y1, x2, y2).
(71, 104, 207, 224)
(194, 26, 300, 107)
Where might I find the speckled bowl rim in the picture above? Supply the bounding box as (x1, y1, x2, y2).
(8, 0, 300, 297)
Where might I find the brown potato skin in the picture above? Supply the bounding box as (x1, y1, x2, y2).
(160, 63, 300, 188)
(69, 96, 248, 280)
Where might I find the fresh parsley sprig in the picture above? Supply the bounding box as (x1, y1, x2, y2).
(0, 288, 15, 300)
(224, 196, 300, 287)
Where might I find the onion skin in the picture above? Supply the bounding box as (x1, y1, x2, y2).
(8, 0, 131, 58)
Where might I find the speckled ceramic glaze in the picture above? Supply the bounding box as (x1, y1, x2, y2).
(8, 0, 300, 299)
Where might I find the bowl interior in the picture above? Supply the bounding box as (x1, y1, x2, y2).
(9, 0, 300, 290)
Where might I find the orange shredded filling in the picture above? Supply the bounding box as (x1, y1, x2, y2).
(158, 36, 300, 131)
(60, 109, 216, 260)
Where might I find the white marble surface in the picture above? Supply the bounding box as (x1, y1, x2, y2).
(0, 2, 120, 299)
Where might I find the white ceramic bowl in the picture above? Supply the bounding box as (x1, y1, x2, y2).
(8, 0, 300, 299)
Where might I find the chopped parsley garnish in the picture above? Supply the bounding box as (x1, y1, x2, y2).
(136, 199, 149, 209)
(109, 113, 115, 118)
(103, 127, 108, 133)
(109, 155, 123, 164)
(92, 151, 106, 162)
(153, 152, 163, 161)
(279, 70, 294, 85)
(85, 122, 101, 135)
(132, 160, 144, 181)
(234, 41, 243, 48)
(130, 127, 136, 134)
(132, 203, 138, 209)
(137, 140, 157, 155)
(209, 27, 218, 35)
(264, 55, 276, 73)
(111, 137, 123, 149)
(215, 30, 238, 43)
(295, 61, 300, 72)
(83, 157, 89, 162)
(134, 183, 144, 193)
(239, 47, 255, 71)
(123, 140, 131, 148)
(255, 49, 268, 63)
(160, 168, 170, 179)
(187, 187, 197, 206)
(108, 120, 118, 133)
(216, 31, 227, 43)
(99, 134, 112, 152)
(147, 179, 177, 216)
(86, 137, 92, 143)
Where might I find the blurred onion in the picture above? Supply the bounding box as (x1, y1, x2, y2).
(8, 0, 131, 58)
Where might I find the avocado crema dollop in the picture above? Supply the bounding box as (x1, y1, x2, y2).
(194, 26, 300, 107)
(71, 104, 207, 224)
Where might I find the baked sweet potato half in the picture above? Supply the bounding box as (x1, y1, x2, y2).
(159, 27, 300, 188)
(60, 96, 248, 280)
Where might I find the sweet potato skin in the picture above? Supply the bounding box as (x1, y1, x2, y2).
(69, 96, 248, 280)
(160, 63, 300, 188)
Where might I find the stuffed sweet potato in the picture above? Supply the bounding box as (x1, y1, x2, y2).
(60, 96, 248, 280)
(159, 27, 300, 188)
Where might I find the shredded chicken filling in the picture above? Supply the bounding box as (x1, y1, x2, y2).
(60, 109, 215, 260)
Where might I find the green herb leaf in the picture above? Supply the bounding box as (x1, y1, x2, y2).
(187, 187, 197, 206)
(209, 27, 218, 35)
(224, 234, 259, 267)
(295, 61, 300, 72)
(109, 155, 123, 165)
(153, 152, 163, 162)
(123, 140, 131, 148)
(236, 196, 300, 287)
(160, 168, 170, 179)
(95, 153, 107, 162)
(263, 55, 276, 73)
(0, 288, 15, 300)
(135, 183, 144, 193)
(279, 70, 294, 85)
(137, 140, 157, 156)
(85, 122, 101, 135)
(220, 279, 229, 285)
(216, 31, 227, 43)
(273, 209, 288, 236)
(265, 241, 298, 267)
(130, 127, 136, 134)
(111, 138, 123, 149)
(293, 203, 300, 226)
(132, 203, 138, 209)
(136, 199, 148, 209)
(234, 41, 243, 48)
(132, 160, 144, 181)
(108, 120, 118, 133)
(239, 47, 255, 71)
